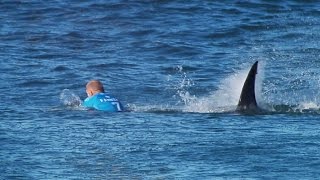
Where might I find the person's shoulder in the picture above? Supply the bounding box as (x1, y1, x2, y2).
(85, 94, 97, 101)
(95, 93, 108, 98)
(97, 92, 112, 98)
(83, 95, 96, 107)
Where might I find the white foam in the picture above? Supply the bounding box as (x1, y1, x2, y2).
(60, 89, 82, 107)
(296, 101, 320, 112)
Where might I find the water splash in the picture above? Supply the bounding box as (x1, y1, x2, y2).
(182, 62, 266, 113)
(296, 102, 320, 111)
(174, 65, 196, 105)
(60, 89, 82, 107)
(128, 61, 320, 114)
(130, 62, 267, 113)
(128, 65, 195, 113)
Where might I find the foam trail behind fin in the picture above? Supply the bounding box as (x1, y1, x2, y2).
(236, 61, 259, 112)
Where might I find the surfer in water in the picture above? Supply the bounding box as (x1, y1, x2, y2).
(83, 80, 124, 112)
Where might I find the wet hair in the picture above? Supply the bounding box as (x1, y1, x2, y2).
(86, 80, 105, 92)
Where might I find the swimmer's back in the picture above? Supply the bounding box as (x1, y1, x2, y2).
(83, 93, 123, 112)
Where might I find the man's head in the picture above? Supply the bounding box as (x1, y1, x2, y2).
(86, 80, 105, 97)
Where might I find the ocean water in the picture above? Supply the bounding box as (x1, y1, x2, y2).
(2, 0, 320, 179)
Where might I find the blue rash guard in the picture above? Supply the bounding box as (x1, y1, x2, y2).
(83, 93, 124, 112)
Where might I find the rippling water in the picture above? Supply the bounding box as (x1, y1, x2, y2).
(2, 1, 320, 179)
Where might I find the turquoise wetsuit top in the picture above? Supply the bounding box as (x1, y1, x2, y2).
(83, 93, 124, 112)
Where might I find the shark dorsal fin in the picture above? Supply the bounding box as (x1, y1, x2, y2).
(236, 61, 259, 111)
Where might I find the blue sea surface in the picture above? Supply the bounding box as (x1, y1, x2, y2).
(1, 0, 320, 179)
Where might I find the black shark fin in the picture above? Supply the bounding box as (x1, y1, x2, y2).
(236, 61, 259, 112)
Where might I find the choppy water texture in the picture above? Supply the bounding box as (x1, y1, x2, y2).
(2, 1, 320, 179)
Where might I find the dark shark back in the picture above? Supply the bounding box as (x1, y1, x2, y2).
(236, 61, 259, 112)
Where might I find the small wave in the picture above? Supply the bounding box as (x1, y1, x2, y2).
(293, 102, 320, 113)
(297, 101, 319, 110)
(126, 103, 181, 113)
(270, 103, 320, 114)
(52, 65, 70, 72)
(18, 79, 51, 87)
